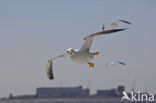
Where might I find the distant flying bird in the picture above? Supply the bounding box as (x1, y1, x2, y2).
(46, 28, 128, 80)
(102, 20, 131, 30)
(105, 61, 126, 68)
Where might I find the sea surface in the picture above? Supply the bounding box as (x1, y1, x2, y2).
(0, 98, 155, 103)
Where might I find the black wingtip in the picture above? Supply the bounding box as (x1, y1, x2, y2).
(49, 76, 54, 80)
(46, 60, 54, 80)
(118, 61, 126, 65)
(119, 20, 132, 25)
(102, 28, 129, 34)
(115, 28, 129, 31)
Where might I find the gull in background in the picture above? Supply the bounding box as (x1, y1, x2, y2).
(105, 61, 126, 68)
(46, 28, 128, 80)
(102, 19, 131, 30)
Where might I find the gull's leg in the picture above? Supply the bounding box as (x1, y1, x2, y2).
(93, 52, 100, 56)
(88, 62, 95, 68)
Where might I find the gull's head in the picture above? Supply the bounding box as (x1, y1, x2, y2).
(66, 48, 74, 54)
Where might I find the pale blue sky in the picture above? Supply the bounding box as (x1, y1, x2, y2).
(0, 0, 156, 97)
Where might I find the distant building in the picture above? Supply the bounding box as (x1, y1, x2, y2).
(96, 86, 125, 97)
(9, 94, 13, 99)
(36, 86, 89, 98)
(97, 89, 117, 97)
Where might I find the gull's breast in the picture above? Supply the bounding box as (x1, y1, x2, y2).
(71, 51, 93, 64)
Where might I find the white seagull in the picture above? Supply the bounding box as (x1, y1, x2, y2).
(102, 19, 131, 30)
(46, 28, 128, 80)
(105, 61, 126, 68)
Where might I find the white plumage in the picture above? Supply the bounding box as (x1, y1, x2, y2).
(46, 28, 128, 80)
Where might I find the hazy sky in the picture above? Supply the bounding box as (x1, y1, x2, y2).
(0, 0, 156, 97)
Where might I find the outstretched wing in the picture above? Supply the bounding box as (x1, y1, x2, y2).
(46, 59, 54, 80)
(80, 28, 128, 51)
(46, 54, 69, 80)
(51, 54, 69, 61)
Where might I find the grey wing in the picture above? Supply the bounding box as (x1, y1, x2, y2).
(80, 37, 94, 51)
(80, 28, 127, 51)
(46, 59, 54, 80)
(52, 54, 69, 61)
(46, 53, 69, 80)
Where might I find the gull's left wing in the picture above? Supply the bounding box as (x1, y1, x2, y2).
(46, 54, 69, 80)
(80, 28, 128, 51)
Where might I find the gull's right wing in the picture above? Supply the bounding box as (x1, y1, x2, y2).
(80, 28, 128, 52)
(46, 59, 54, 80)
(46, 54, 69, 80)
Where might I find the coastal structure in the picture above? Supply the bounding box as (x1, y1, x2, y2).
(4, 85, 125, 99)
(36, 86, 89, 98)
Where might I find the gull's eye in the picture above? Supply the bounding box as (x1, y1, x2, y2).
(66, 48, 73, 54)
(67, 50, 70, 53)
(67, 50, 72, 54)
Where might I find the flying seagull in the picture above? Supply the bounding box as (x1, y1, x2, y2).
(46, 28, 128, 80)
(105, 61, 126, 68)
(102, 20, 131, 30)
